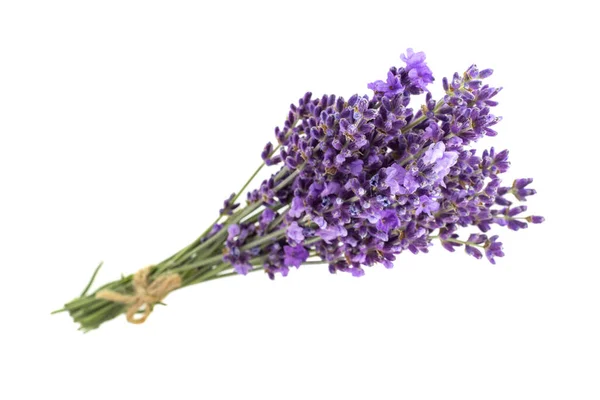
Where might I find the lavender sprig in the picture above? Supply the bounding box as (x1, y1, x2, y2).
(54, 49, 543, 331)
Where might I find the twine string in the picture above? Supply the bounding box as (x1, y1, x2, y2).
(95, 266, 181, 324)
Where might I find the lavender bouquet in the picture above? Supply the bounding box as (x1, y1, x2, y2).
(55, 49, 543, 331)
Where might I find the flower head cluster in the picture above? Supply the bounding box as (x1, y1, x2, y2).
(59, 48, 546, 333)
(222, 49, 542, 279)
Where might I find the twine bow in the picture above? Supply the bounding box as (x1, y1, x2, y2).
(95, 266, 181, 324)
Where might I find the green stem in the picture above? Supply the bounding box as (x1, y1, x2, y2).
(155, 201, 264, 276)
(58, 129, 315, 331)
(242, 203, 286, 225)
(176, 254, 224, 271)
(270, 206, 289, 228)
(304, 237, 322, 246)
(230, 144, 280, 205)
(433, 236, 484, 248)
(163, 144, 283, 269)
(402, 100, 444, 132)
(203, 267, 264, 281)
(273, 165, 290, 182)
(184, 263, 232, 286)
(241, 228, 286, 250)
(273, 169, 301, 192)
(80, 262, 104, 297)
(302, 260, 329, 265)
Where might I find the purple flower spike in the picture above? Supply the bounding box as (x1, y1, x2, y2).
(321, 182, 341, 196)
(512, 178, 537, 201)
(348, 160, 364, 176)
(376, 209, 400, 232)
(465, 245, 483, 260)
(313, 216, 327, 229)
(485, 236, 505, 264)
(368, 71, 404, 98)
(233, 261, 253, 276)
(260, 208, 275, 225)
(284, 245, 309, 268)
(479, 68, 494, 78)
(527, 216, 545, 224)
(415, 195, 440, 216)
(223, 50, 542, 280)
(384, 163, 415, 195)
(220, 193, 240, 216)
(422, 142, 446, 164)
(227, 224, 241, 241)
(422, 142, 458, 185)
(401, 48, 434, 90)
(258, 208, 276, 233)
(317, 225, 348, 243)
(514, 178, 533, 189)
(289, 196, 306, 218)
(287, 222, 305, 244)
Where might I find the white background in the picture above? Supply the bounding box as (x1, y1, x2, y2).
(1, 1, 598, 399)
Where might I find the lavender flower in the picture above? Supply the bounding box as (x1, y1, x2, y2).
(219, 193, 239, 216)
(376, 209, 400, 232)
(485, 235, 504, 264)
(286, 222, 305, 244)
(223, 224, 253, 275)
(317, 225, 348, 243)
(240, 50, 540, 278)
(368, 71, 404, 98)
(415, 195, 439, 216)
(400, 48, 434, 90)
(61, 49, 544, 331)
(422, 142, 458, 185)
(284, 245, 309, 268)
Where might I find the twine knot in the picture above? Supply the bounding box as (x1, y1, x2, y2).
(95, 266, 181, 324)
